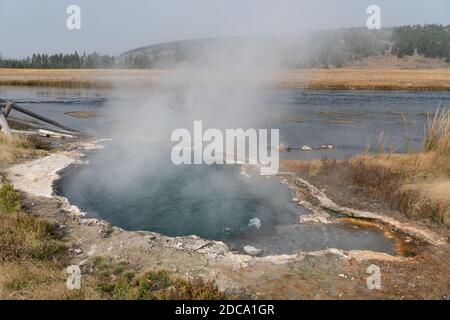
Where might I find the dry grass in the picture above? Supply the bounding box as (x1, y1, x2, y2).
(307, 69, 450, 91)
(346, 152, 450, 224)
(283, 152, 450, 226)
(0, 261, 81, 300)
(423, 107, 450, 154)
(1, 68, 450, 90)
(283, 134, 450, 226)
(0, 69, 160, 88)
(281, 159, 323, 176)
(283, 108, 450, 225)
(0, 135, 48, 166)
(64, 111, 100, 118)
(350, 106, 450, 223)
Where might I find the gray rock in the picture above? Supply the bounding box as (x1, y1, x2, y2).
(244, 245, 263, 256)
(248, 218, 262, 229)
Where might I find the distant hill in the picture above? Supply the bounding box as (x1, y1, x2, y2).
(119, 25, 450, 69)
(118, 28, 393, 68)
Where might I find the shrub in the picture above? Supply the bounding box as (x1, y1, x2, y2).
(91, 257, 231, 300)
(0, 185, 66, 262)
(0, 184, 21, 214)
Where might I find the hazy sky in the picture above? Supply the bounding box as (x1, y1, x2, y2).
(0, 0, 449, 58)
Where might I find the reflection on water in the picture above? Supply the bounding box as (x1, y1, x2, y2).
(2, 86, 449, 159)
(0, 86, 111, 136)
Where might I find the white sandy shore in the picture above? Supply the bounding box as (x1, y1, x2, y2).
(6, 151, 83, 198)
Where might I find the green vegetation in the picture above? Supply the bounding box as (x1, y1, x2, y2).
(301, 28, 391, 68)
(90, 257, 231, 300)
(0, 184, 66, 262)
(0, 184, 21, 214)
(392, 25, 450, 62)
(0, 52, 115, 69)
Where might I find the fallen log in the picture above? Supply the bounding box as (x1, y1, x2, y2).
(11, 129, 75, 139)
(3, 101, 13, 117)
(0, 112, 12, 137)
(0, 101, 79, 133)
(7, 117, 81, 136)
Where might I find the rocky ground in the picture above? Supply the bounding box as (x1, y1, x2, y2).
(3, 140, 448, 299)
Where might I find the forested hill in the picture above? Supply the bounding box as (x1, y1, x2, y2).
(119, 25, 450, 69)
(1, 25, 449, 69)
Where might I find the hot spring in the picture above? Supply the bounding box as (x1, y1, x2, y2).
(55, 141, 395, 256)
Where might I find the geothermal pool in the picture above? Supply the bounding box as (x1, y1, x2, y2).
(54, 142, 395, 255)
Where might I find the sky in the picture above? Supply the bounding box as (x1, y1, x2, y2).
(0, 0, 449, 58)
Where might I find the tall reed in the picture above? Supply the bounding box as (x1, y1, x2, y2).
(423, 107, 450, 154)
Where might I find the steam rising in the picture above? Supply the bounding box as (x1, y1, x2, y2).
(104, 38, 295, 177)
(60, 38, 302, 231)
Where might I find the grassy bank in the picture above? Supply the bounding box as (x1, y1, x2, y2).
(282, 108, 450, 226)
(1, 68, 450, 90)
(306, 69, 450, 91)
(0, 135, 48, 166)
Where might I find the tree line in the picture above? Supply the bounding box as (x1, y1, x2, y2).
(1, 24, 449, 69)
(0, 52, 117, 69)
(392, 24, 450, 62)
(298, 28, 390, 68)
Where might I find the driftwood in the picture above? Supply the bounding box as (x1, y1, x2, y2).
(0, 99, 86, 139)
(0, 112, 12, 137)
(7, 117, 79, 136)
(3, 101, 13, 117)
(11, 129, 75, 139)
(0, 101, 79, 133)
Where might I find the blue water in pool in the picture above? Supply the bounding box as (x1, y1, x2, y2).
(54, 141, 396, 255)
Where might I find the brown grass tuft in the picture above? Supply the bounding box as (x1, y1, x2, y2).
(423, 107, 450, 154)
(346, 152, 450, 225)
(0, 134, 48, 165)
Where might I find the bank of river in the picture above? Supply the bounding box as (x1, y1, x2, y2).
(1, 68, 450, 90)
